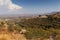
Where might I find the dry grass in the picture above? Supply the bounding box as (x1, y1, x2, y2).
(0, 33, 26, 40)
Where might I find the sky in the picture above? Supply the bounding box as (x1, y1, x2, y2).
(0, 0, 60, 16)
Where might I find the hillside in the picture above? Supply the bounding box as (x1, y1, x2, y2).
(0, 12, 60, 40)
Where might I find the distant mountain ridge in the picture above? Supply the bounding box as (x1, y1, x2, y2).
(0, 12, 60, 18)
